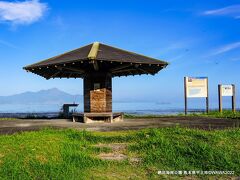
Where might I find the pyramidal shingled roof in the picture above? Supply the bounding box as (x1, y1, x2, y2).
(24, 42, 168, 68)
(23, 42, 168, 79)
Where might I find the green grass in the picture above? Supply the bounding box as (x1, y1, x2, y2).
(124, 114, 177, 119)
(125, 110, 240, 120)
(0, 127, 239, 179)
(190, 110, 240, 119)
(0, 118, 18, 121)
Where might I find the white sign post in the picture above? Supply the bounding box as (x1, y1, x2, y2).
(218, 84, 236, 112)
(184, 77, 209, 115)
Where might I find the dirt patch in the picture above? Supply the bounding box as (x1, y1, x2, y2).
(95, 143, 141, 163)
(94, 143, 128, 152)
(98, 153, 128, 161)
(95, 143, 128, 161)
(129, 157, 141, 164)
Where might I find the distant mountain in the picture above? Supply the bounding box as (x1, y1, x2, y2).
(0, 88, 82, 105)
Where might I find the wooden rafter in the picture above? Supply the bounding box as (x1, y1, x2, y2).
(137, 67, 151, 75)
(92, 60, 99, 71)
(57, 67, 85, 74)
(47, 71, 61, 79)
(112, 68, 136, 74)
(68, 73, 73, 78)
(110, 64, 133, 72)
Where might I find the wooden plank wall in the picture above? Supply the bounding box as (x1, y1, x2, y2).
(84, 72, 112, 112)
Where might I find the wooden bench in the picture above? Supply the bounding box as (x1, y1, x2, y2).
(72, 112, 124, 123)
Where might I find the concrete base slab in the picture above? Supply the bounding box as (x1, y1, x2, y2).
(72, 112, 124, 123)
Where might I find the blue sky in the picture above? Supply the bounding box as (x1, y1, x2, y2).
(0, 0, 240, 107)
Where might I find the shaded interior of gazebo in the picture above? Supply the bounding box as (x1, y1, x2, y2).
(24, 42, 168, 122)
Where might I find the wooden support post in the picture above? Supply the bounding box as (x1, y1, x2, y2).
(184, 77, 187, 115)
(232, 84, 236, 112)
(218, 84, 222, 113)
(206, 78, 209, 114)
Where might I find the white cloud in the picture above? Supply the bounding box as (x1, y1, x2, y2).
(0, 39, 18, 48)
(203, 5, 240, 19)
(230, 57, 240, 62)
(212, 42, 240, 55)
(0, 0, 48, 25)
(168, 53, 186, 62)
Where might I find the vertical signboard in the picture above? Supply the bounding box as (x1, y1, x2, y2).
(218, 84, 236, 112)
(184, 77, 209, 115)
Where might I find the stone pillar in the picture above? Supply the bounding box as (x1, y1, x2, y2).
(84, 72, 112, 113)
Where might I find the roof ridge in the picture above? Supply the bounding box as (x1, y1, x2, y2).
(88, 42, 100, 60)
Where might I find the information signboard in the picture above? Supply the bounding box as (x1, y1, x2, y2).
(218, 84, 236, 112)
(221, 85, 233, 97)
(184, 77, 209, 115)
(186, 77, 208, 98)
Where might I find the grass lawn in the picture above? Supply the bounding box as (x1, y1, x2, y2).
(0, 118, 18, 121)
(191, 110, 240, 119)
(125, 110, 240, 120)
(0, 127, 239, 179)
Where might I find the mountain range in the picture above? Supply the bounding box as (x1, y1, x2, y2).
(0, 88, 83, 105)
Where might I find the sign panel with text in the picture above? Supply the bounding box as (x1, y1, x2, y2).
(184, 77, 209, 115)
(186, 77, 208, 98)
(218, 84, 236, 112)
(221, 85, 233, 97)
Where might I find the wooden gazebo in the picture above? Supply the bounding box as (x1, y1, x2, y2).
(23, 42, 168, 123)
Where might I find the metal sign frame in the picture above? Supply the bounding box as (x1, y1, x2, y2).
(184, 77, 209, 115)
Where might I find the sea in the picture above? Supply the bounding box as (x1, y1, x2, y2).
(0, 101, 228, 118)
